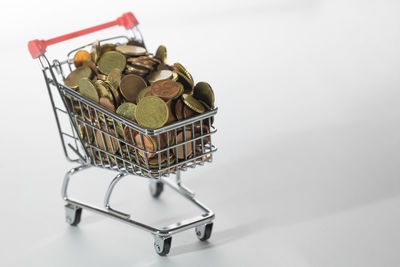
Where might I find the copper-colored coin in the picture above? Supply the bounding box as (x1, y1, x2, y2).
(99, 97, 115, 112)
(123, 124, 139, 145)
(97, 74, 107, 81)
(126, 65, 149, 76)
(150, 80, 182, 101)
(175, 130, 194, 159)
(74, 50, 91, 67)
(120, 74, 147, 103)
(134, 134, 157, 158)
(95, 129, 119, 153)
(165, 100, 177, 125)
(183, 104, 196, 119)
(82, 59, 98, 74)
(116, 45, 147, 56)
(175, 98, 184, 120)
(104, 81, 120, 106)
(182, 93, 205, 114)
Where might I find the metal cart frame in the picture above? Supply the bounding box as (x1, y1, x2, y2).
(28, 12, 217, 256)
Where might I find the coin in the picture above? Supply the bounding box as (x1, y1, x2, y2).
(135, 96, 169, 129)
(100, 43, 116, 55)
(99, 97, 115, 112)
(134, 134, 157, 158)
(193, 82, 215, 108)
(174, 98, 184, 120)
(94, 80, 114, 102)
(107, 68, 122, 90)
(175, 130, 194, 159)
(116, 45, 147, 56)
(150, 79, 182, 101)
(82, 59, 98, 74)
(155, 45, 167, 64)
(146, 70, 173, 84)
(166, 100, 177, 124)
(176, 70, 193, 93)
(95, 129, 119, 153)
(98, 51, 126, 75)
(173, 62, 193, 85)
(65, 66, 93, 89)
(73, 50, 91, 67)
(182, 93, 205, 114)
(91, 40, 101, 63)
(116, 102, 137, 120)
(136, 86, 152, 103)
(104, 80, 121, 105)
(123, 124, 139, 145)
(78, 77, 99, 103)
(183, 104, 196, 119)
(126, 65, 149, 76)
(120, 74, 147, 103)
(97, 74, 107, 81)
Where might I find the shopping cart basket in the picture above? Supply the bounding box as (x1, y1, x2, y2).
(28, 12, 217, 256)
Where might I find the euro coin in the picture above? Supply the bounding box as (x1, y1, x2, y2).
(150, 79, 182, 101)
(116, 45, 147, 56)
(78, 77, 99, 103)
(94, 80, 113, 102)
(65, 66, 92, 89)
(155, 45, 167, 64)
(182, 93, 205, 114)
(134, 134, 157, 158)
(91, 40, 101, 63)
(135, 96, 169, 129)
(116, 102, 137, 120)
(193, 82, 215, 108)
(174, 98, 184, 120)
(120, 74, 147, 103)
(107, 68, 122, 90)
(100, 43, 116, 55)
(99, 97, 115, 112)
(175, 130, 194, 159)
(98, 51, 126, 75)
(73, 50, 91, 67)
(146, 70, 173, 84)
(136, 86, 152, 103)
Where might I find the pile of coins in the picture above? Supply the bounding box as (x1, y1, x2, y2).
(64, 40, 215, 174)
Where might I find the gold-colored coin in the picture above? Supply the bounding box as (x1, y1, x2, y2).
(104, 80, 120, 105)
(146, 70, 173, 84)
(98, 51, 126, 75)
(107, 68, 122, 90)
(65, 66, 92, 89)
(120, 74, 147, 103)
(154, 45, 167, 64)
(90, 40, 101, 63)
(116, 102, 137, 120)
(176, 70, 194, 93)
(136, 86, 152, 103)
(116, 45, 147, 56)
(78, 77, 99, 103)
(135, 96, 169, 129)
(173, 62, 194, 85)
(126, 65, 149, 76)
(193, 82, 215, 109)
(73, 50, 91, 67)
(150, 79, 182, 101)
(100, 43, 116, 55)
(99, 97, 115, 112)
(182, 94, 205, 114)
(94, 80, 113, 102)
(171, 71, 179, 82)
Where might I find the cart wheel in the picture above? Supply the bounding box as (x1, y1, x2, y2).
(149, 180, 164, 198)
(153, 235, 172, 256)
(195, 223, 213, 241)
(65, 204, 82, 226)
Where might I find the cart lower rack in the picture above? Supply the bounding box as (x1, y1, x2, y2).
(28, 12, 217, 256)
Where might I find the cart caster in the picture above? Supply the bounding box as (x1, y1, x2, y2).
(153, 235, 172, 256)
(149, 180, 164, 198)
(196, 223, 213, 241)
(65, 204, 82, 226)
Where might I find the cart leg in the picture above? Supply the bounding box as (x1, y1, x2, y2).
(65, 203, 82, 226)
(153, 235, 172, 256)
(195, 223, 213, 241)
(149, 180, 164, 198)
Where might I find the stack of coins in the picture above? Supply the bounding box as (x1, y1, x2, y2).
(65, 41, 215, 174)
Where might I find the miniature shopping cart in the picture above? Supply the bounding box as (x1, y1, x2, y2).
(28, 12, 217, 256)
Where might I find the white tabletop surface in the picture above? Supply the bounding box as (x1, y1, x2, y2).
(1, 0, 400, 266)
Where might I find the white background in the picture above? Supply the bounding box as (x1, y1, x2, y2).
(1, 0, 400, 266)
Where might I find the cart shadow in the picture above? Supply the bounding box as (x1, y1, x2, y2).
(169, 218, 269, 256)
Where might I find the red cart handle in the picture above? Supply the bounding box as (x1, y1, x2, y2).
(28, 12, 138, 59)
